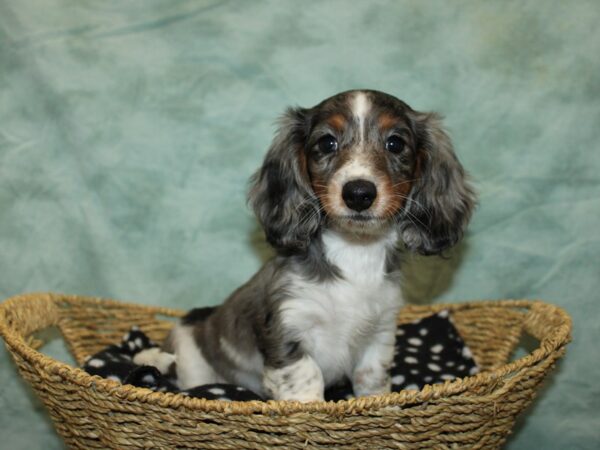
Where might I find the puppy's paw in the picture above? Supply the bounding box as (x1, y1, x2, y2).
(263, 355, 325, 403)
(353, 368, 392, 397)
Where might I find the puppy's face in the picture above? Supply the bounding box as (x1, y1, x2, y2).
(250, 89, 475, 255)
(305, 91, 418, 234)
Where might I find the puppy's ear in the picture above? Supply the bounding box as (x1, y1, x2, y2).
(399, 112, 476, 255)
(248, 107, 320, 254)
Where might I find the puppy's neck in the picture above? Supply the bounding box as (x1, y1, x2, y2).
(321, 228, 398, 282)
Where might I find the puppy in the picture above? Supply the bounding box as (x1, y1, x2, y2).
(161, 90, 475, 402)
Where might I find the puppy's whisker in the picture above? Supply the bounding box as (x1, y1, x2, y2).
(296, 203, 325, 229)
(294, 195, 320, 212)
(389, 194, 432, 218)
(391, 178, 421, 188)
(382, 204, 397, 220)
(398, 207, 430, 232)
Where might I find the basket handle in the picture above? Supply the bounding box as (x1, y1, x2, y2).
(0, 293, 62, 344)
(521, 301, 572, 353)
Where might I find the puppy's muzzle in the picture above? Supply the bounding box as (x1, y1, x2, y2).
(342, 179, 377, 212)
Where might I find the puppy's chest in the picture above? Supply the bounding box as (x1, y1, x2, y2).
(280, 230, 402, 382)
(287, 275, 398, 336)
(282, 273, 400, 382)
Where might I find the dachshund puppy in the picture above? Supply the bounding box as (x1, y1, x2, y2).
(160, 90, 476, 402)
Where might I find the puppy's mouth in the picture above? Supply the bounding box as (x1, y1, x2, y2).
(346, 214, 374, 222)
(330, 212, 393, 233)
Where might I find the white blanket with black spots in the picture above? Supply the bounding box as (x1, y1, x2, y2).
(83, 311, 479, 401)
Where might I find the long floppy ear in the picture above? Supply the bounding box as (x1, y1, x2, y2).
(248, 107, 321, 254)
(399, 112, 476, 255)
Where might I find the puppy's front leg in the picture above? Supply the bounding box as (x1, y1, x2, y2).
(352, 330, 395, 397)
(263, 354, 325, 402)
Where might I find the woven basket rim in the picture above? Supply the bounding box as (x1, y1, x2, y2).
(0, 292, 572, 416)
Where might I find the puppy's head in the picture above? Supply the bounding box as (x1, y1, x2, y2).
(249, 90, 476, 255)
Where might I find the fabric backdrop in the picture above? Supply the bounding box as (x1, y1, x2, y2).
(1, 1, 599, 448)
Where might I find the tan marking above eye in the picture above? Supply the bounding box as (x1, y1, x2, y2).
(378, 113, 397, 130)
(327, 114, 346, 131)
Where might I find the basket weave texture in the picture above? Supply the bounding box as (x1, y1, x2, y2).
(0, 293, 571, 449)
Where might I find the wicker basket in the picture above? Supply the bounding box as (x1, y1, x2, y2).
(0, 293, 571, 449)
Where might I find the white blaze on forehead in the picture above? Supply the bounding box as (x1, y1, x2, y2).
(352, 92, 370, 120)
(352, 92, 370, 144)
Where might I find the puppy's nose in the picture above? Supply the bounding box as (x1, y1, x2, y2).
(342, 180, 377, 212)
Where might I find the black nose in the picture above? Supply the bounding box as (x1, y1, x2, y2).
(342, 180, 377, 212)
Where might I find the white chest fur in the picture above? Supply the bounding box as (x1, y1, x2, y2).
(279, 229, 403, 386)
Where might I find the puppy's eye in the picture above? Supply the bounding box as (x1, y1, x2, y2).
(385, 135, 405, 154)
(317, 135, 338, 154)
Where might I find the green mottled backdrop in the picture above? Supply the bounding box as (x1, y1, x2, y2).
(1, 1, 599, 448)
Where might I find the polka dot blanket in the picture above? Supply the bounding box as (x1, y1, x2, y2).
(83, 310, 479, 401)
